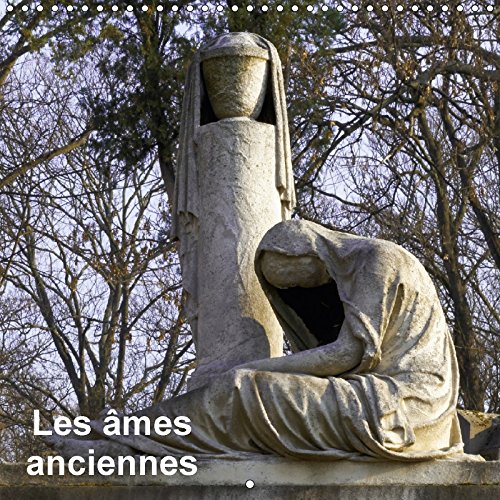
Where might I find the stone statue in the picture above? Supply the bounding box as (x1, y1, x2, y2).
(52, 220, 468, 461)
(171, 33, 296, 387)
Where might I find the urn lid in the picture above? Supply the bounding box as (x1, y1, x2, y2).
(200, 32, 269, 61)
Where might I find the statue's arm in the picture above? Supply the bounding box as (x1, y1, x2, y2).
(236, 330, 363, 377)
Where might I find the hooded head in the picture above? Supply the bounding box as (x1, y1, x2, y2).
(255, 220, 346, 352)
(172, 32, 296, 240)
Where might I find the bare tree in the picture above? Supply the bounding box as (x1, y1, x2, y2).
(0, 1, 96, 190)
(0, 47, 192, 459)
(295, 1, 499, 410)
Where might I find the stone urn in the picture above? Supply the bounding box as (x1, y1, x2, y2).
(200, 33, 270, 120)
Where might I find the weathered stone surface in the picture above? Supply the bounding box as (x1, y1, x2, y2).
(49, 220, 470, 463)
(171, 33, 296, 387)
(202, 56, 269, 120)
(200, 33, 271, 121)
(194, 119, 284, 375)
(1, 460, 499, 500)
(260, 252, 331, 289)
(243, 219, 464, 460)
(459, 409, 500, 460)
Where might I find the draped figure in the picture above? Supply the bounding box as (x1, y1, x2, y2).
(52, 220, 467, 462)
(171, 33, 296, 383)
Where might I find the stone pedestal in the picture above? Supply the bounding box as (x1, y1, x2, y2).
(194, 118, 284, 374)
(1, 459, 498, 500)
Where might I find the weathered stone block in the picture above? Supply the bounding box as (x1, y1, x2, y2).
(459, 409, 500, 460)
(0, 459, 499, 500)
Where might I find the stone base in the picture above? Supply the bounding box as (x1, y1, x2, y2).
(0, 458, 499, 500)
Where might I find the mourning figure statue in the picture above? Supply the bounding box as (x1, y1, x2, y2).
(51, 220, 466, 461)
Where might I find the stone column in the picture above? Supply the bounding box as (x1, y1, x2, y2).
(194, 118, 284, 374)
(172, 33, 296, 388)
